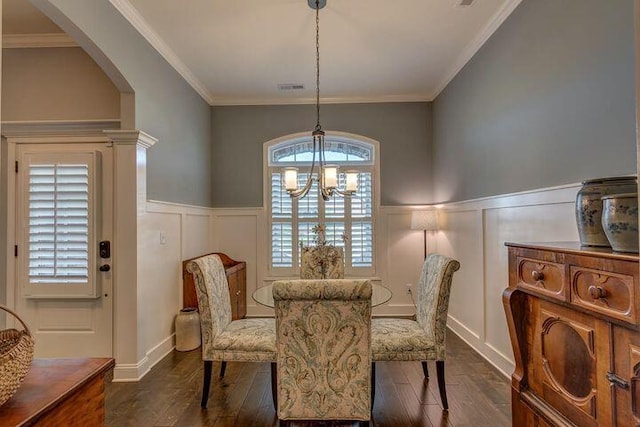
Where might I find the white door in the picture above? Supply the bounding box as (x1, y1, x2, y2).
(14, 143, 113, 358)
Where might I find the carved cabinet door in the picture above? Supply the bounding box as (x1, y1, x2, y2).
(613, 326, 640, 427)
(532, 300, 612, 427)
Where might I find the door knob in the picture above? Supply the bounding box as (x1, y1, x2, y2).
(99, 264, 111, 272)
(531, 270, 544, 281)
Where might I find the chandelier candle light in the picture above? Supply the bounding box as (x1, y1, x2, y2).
(285, 0, 358, 201)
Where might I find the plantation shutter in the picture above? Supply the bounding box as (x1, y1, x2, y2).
(20, 151, 99, 298)
(29, 164, 90, 283)
(350, 172, 373, 267)
(268, 135, 376, 274)
(271, 173, 293, 267)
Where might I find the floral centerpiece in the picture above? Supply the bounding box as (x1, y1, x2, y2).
(299, 224, 345, 279)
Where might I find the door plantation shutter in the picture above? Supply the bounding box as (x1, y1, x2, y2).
(20, 151, 99, 298)
(29, 164, 90, 283)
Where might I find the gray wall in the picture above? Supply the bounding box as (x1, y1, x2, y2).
(35, 0, 213, 206)
(433, 0, 636, 203)
(211, 102, 433, 207)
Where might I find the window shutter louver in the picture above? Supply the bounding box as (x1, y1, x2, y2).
(271, 173, 292, 219)
(28, 164, 89, 283)
(351, 173, 373, 218)
(352, 221, 373, 267)
(271, 223, 293, 267)
(325, 174, 345, 218)
(297, 173, 318, 218)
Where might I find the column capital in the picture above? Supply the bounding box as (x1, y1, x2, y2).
(104, 130, 158, 149)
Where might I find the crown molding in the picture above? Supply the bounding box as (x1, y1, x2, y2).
(429, 0, 523, 100)
(210, 94, 432, 106)
(109, 0, 520, 106)
(108, 0, 215, 105)
(2, 33, 78, 49)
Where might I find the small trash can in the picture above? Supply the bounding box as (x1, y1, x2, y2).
(175, 308, 201, 351)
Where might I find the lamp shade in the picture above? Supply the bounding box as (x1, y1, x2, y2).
(411, 210, 438, 231)
(323, 165, 338, 189)
(345, 170, 358, 192)
(284, 167, 298, 191)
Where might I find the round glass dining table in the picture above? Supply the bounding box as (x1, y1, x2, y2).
(252, 282, 392, 308)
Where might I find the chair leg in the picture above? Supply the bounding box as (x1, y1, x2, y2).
(201, 360, 213, 408)
(371, 362, 376, 408)
(436, 360, 448, 410)
(422, 361, 429, 379)
(271, 362, 278, 410)
(219, 361, 227, 378)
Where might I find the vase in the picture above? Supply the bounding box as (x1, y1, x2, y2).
(575, 176, 637, 246)
(602, 193, 639, 253)
(175, 308, 201, 351)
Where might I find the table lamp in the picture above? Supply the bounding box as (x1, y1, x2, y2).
(411, 210, 438, 259)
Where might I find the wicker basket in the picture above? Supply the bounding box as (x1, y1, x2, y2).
(0, 305, 34, 406)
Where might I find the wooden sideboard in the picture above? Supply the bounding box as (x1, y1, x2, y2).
(504, 242, 640, 427)
(182, 252, 247, 320)
(0, 357, 114, 426)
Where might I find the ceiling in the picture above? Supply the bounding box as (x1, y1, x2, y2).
(3, 0, 522, 106)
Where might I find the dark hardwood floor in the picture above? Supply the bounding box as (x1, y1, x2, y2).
(105, 332, 511, 426)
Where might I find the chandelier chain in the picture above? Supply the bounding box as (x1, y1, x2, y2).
(315, 0, 321, 132)
(285, 0, 357, 200)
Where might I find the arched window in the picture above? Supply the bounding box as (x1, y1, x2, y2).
(265, 132, 377, 276)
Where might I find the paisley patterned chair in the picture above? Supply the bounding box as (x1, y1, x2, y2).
(273, 279, 372, 426)
(300, 246, 345, 279)
(186, 254, 276, 408)
(371, 253, 460, 410)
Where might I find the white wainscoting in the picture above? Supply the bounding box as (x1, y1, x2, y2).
(433, 183, 581, 377)
(139, 184, 580, 380)
(130, 200, 213, 381)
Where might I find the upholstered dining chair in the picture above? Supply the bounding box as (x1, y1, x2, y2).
(371, 253, 460, 410)
(273, 279, 372, 426)
(300, 246, 345, 279)
(186, 254, 276, 408)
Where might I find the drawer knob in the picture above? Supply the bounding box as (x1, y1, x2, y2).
(588, 285, 607, 300)
(531, 270, 544, 281)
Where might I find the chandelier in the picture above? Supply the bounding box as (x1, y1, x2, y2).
(284, 0, 358, 201)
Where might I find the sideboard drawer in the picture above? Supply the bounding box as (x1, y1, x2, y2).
(517, 256, 566, 301)
(571, 266, 636, 324)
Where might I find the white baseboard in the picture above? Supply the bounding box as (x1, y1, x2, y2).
(447, 316, 514, 378)
(113, 334, 176, 382)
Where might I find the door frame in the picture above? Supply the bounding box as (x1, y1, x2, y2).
(2, 131, 115, 344)
(1, 127, 157, 381)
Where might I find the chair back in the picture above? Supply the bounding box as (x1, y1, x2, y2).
(415, 254, 461, 355)
(273, 279, 372, 421)
(300, 247, 345, 279)
(186, 255, 232, 353)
